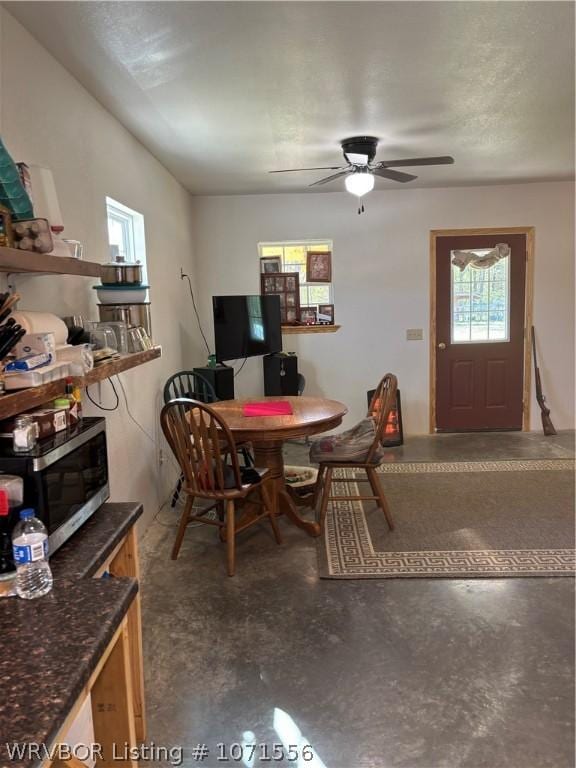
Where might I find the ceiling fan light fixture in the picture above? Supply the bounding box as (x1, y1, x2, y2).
(345, 170, 375, 197)
(345, 152, 369, 166)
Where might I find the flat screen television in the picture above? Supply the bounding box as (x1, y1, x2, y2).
(212, 295, 282, 362)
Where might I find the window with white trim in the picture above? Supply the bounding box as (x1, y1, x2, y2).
(106, 197, 147, 280)
(258, 240, 334, 315)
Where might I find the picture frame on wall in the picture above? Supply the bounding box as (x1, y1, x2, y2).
(260, 256, 282, 274)
(285, 275, 297, 292)
(300, 307, 317, 325)
(306, 250, 332, 282)
(260, 272, 300, 325)
(318, 304, 334, 324)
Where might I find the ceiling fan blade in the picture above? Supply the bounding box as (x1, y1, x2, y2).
(269, 166, 344, 174)
(378, 156, 455, 168)
(373, 167, 417, 183)
(309, 170, 352, 187)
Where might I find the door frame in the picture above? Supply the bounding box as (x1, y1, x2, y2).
(429, 226, 535, 433)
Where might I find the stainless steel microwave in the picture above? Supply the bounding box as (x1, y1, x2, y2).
(0, 417, 109, 565)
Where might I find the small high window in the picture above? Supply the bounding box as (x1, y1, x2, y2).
(258, 240, 334, 322)
(106, 197, 147, 280)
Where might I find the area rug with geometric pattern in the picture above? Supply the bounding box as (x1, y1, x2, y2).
(317, 459, 576, 578)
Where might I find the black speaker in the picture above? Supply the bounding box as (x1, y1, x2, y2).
(193, 365, 235, 401)
(263, 354, 299, 396)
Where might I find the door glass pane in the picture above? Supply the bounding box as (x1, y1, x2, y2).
(450, 250, 510, 343)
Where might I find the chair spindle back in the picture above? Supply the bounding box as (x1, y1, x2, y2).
(366, 373, 398, 462)
(163, 371, 217, 405)
(161, 398, 243, 496)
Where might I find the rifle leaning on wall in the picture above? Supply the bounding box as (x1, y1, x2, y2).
(531, 326, 557, 436)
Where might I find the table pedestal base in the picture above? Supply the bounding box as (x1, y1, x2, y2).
(253, 441, 321, 537)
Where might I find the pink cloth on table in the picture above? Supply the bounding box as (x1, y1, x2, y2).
(242, 401, 294, 417)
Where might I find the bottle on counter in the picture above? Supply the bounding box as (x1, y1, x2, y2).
(12, 509, 53, 599)
(0, 490, 14, 578)
(0, 477, 23, 580)
(65, 377, 82, 422)
(72, 381, 83, 420)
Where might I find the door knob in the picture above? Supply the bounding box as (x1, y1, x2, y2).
(438, 342, 446, 349)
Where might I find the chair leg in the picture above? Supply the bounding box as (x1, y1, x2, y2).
(317, 467, 333, 532)
(170, 473, 184, 508)
(313, 465, 326, 509)
(226, 499, 236, 576)
(261, 482, 282, 545)
(218, 501, 226, 542)
(367, 466, 394, 531)
(171, 494, 194, 560)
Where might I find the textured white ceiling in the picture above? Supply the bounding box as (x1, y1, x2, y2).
(5, 1, 575, 195)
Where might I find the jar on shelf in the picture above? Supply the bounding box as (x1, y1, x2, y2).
(13, 415, 37, 453)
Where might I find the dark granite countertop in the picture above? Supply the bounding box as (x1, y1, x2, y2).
(50, 502, 143, 580)
(0, 501, 143, 768)
(0, 578, 138, 768)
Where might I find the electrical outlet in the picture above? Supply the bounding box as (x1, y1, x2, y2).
(406, 328, 424, 341)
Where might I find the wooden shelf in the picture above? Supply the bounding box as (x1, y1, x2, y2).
(0, 246, 102, 277)
(0, 347, 161, 420)
(0, 379, 68, 420)
(282, 324, 341, 335)
(80, 346, 162, 386)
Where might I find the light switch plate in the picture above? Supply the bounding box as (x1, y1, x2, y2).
(406, 328, 423, 341)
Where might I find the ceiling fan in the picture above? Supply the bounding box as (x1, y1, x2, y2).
(270, 136, 454, 207)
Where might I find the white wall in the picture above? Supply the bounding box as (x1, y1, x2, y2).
(0, 11, 572, 527)
(0, 9, 203, 530)
(192, 182, 575, 433)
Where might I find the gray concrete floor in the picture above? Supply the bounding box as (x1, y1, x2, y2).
(140, 432, 575, 768)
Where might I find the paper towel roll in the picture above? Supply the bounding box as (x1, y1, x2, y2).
(11, 311, 69, 346)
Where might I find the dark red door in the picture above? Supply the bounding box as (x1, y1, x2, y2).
(435, 233, 527, 431)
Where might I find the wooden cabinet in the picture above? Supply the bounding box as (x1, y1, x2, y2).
(49, 617, 138, 768)
(49, 527, 146, 767)
(95, 527, 146, 744)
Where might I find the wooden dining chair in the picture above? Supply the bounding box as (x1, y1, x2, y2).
(160, 398, 282, 576)
(163, 370, 253, 507)
(163, 370, 217, 404)
(312, 373, 398, 533)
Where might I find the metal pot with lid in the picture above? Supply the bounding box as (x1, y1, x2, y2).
(100, 254, 143, 285)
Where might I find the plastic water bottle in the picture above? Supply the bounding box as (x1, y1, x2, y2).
(12, 509, 53, 599)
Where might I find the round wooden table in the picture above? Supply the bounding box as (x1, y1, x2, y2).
(210, 396, 348, 537)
